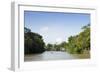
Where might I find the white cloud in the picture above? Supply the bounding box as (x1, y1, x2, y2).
(55, 37, 62, 44)
(40, 26, 49, 33)
(39, 26, 49, 44)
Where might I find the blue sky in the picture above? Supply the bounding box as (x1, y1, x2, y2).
(24, 11, 90, 44)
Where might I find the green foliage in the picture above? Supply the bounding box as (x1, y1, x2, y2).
(66, 24, 90, 54)
(53, 44, 61, 51)
(24, 27, 45, 54)
(24, 24, 90, 55)
(46, 44, 53, 51)
(46, 41, 67, 51)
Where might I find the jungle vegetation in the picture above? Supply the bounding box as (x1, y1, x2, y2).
(24, 24, 90, 55)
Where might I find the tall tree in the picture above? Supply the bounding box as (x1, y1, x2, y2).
(24, 27, 46, 54)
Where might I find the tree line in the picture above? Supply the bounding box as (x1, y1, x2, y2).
(45, 24, 90, 54)
(24, 24, 90, 54)
(65, 24, 90, 54)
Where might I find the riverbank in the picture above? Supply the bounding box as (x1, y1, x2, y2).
(72, 51, 90, 59)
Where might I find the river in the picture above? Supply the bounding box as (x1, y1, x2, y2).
(24, 51, 76, 61)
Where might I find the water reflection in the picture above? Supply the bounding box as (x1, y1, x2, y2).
(24, 51, 75, 62)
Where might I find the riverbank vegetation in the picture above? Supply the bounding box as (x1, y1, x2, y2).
(66, 24, 90, 54)
(24, 24, 90, 58)
(24, 27, 45, 54)
(45, 24, 90, 54)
